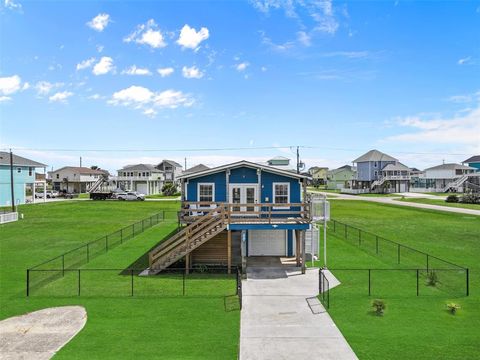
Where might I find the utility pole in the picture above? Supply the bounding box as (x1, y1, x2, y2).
(184, 157, 187, 170)
(296, 146, 300, 174)
(9, 149, 15, 212)
(80, 156, 82, 167)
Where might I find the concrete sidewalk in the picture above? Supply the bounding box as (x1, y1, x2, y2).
(240, 267, 357, 360)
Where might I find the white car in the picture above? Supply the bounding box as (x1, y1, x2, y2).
(35, 190, 59, 199)
(116, 191, 145, 201)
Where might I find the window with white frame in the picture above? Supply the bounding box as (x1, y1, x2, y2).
(273, 183, 289, 205)
(198, 183, 214, 202)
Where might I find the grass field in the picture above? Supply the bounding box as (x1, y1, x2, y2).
(0, 201, 240, 359)
(397, 197, 480, 210)
(316, 200, 480, 360)
(145, 194, 181, 199)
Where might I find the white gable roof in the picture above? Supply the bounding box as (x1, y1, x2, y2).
(177, 160, 308, 180)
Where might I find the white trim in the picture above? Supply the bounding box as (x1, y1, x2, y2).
(272, 182, 290, 209)
(178, 160, 308, 181)
(197, 182, 215, 203)
(229, 183, 258, 214)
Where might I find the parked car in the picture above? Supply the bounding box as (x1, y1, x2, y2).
(58, 190, 78, 199)
(35, 190, 59, 199)
(116, 191, 145, 201)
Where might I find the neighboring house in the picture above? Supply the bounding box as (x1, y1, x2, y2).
(463, 155, 480, 172)
(49, 167, 107, 193)
(350, 149, 411, 193)
(264, 156, 297, 172)
(416, 163, 477, 192)
(156, 159, 183, 183)
(309, 166, 329, 186)
(0, 152, 47, 206)
(148, 160, 312, 274)
(117, 164, 163, 195)
(183, 164, 210, 175)
(326, 165, 356, 190)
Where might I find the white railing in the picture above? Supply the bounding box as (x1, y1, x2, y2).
(383, 175, 411, 180)
(0, 212, 18, 224)
(341, 188, 370, 194)
(116, 175, 164, 181)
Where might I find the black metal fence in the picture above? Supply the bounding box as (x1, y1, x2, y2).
(27, 211, 178, 292)
(27, 267, 240, 303)
(236, 267, 243, 310)
(319, 269, 330, 309)
(329, 219, 469, 297)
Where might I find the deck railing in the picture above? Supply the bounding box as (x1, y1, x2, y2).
(0, 211, 18, 224)
(179, 202, 312, 224)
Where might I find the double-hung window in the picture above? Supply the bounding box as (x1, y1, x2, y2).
(198, 183, 214, 203)
(273, 183, 289, 208)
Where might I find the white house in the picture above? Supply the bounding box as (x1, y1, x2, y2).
(49, 166, 107, 193)
(117, 164, 163, 195)
(415, 163, 476, 192)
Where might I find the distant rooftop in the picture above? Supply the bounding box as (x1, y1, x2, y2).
(463, 155, 480, 164)
(118, 164, 158, 172)
(50, 166, 107, 175)
(353, 149, 397, 163)
(0, 151, 46, 167)
(183, 164, 210, 174)
(425, 163, 474, 171)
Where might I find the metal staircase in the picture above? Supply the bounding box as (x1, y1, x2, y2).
(443, 175, 469, 193)
(148, 205, 227, 272)
(88, 176, 107, 193)
(371, 176, 386, 190)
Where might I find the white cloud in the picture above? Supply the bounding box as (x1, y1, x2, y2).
(49, 91, 73, 103)
(447, 91, 480, 104)
(297, 31, 311, 46)
(88, 94, 102, 100)
(0, 75, 22, 95)
(124, 19, 166, 49)
(182, 66, 204, 79)
(121, 65, 152, 76)
(35, 81, 62, 96)
(92, 57, 114, 75)
(76, 57, 96, 71)
(109, 85, 194, 116)
(457, 56, 472, 65)
(385, 106, 480, 147)
(235, 62, 249, 71)
(261, 66, 268, 72)
(177, 24, 209, 50)
(4, 0, 21, 10)
(157, 67, 174, 77)
(87, 13, 111, 32)
(96, 45, 104, 53)
(0, 96, 12, 102)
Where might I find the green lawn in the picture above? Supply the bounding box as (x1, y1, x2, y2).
(145, 194, 181, 199)
(0, 201, 239, 359)
(397, 197, 480, 210)
(316, 200, 480, 360)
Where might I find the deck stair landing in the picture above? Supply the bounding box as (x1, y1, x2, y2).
(148, 207, 227, 272)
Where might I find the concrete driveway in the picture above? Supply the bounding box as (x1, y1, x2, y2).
(240, 266, 357, 360)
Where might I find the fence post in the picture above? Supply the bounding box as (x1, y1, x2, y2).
(358, 229, 361, 246)
(466, 269, 469, 296)
(333, 220, 336, 232)
(62, 255, 65, 277)
(416, 269, 419, 296)
(345, 224, 347, 239)
(162, 210, 165, 220)
(183, 272, 186, 296)
(105, 236, 108, 252)
(368, 269, 371, 296)
(142, 219, 145, 232)
(397, 244, 400, 264)
(426, 254, 429, 272)
(87, 243, 90, 262)
(131, 269, 134, 297)
(26, 269, 30, 297)
(120, 228, 123, 244)
(319, 269, 322, 293)
(78, 270, 81, 296)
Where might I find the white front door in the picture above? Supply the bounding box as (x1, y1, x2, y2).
(229, 184, 258, 214)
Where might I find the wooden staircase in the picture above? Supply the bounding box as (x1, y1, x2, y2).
(148, 205, 227, 272)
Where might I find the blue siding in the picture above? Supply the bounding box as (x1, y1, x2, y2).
(0, 165, 36, 206)
(356, 161, 396, 181)
(229, 167, 258, 183)
(186, 171, 227, 202)
(260, 170, 301, 203)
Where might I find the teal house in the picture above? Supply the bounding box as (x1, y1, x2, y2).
(463, 156, 480, 172)
(0, 152, 47, 206)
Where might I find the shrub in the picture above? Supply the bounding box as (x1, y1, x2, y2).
(460, 193, 480, 204)
(445, 195, 459, 203)
(426, 271, 438, 286)
(162, 183, 178, 196)
(446, 303, 461, 315)
(372, 299, 386, 316)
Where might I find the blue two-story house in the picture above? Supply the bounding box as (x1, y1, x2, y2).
(0, 152, 47, 206)
(148, 160, 312, 274)
(351, 149, 411, 193)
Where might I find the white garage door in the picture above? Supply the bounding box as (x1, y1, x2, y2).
(248, 230, 286, 256)
(136, 183, 148, 195)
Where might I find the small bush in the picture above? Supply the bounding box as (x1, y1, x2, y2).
(447, 303, 461, 315)
(460, 193, 480, 204)
(426, 271, 438, 286)
(162, 183, 178, 196)
(445, 195, 459, 203)
(372, 299, 386, 316)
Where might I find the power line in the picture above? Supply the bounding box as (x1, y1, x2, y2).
(0, 145, 472, 156)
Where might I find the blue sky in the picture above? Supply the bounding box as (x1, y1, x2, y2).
(0, 0, 479, 172)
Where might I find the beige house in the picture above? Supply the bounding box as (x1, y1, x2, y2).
(308, 166, 329, 186)
(49, 167, 107, 193)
